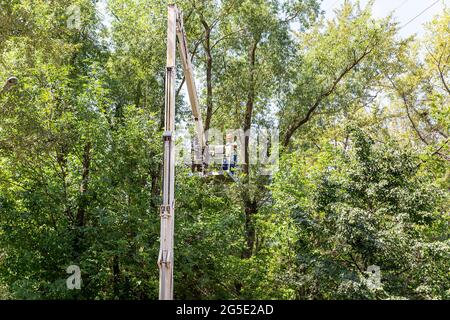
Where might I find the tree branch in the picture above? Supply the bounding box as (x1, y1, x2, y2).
(283, 47, 374, 147)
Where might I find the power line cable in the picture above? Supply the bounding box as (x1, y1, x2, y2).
(392, 0, 410, 13)
(401, 0, 440, 29)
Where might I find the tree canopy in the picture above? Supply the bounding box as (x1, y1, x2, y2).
(0, 0, 448, 299)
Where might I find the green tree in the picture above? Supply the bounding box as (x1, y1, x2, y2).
(273, 126, 449, 299)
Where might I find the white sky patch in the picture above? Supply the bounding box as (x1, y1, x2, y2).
(322, 0, 449, 38)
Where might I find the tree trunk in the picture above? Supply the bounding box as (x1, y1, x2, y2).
(113, 255, 120, 298)
(201, 19, 213, 132)
(242, 40, 258, 259)
(76, 141, 91, 227)
(242, 200, 258, 259)
(74, 141, 91, 257)
(56, 143, 73, 222)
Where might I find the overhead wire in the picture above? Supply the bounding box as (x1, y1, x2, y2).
(400, 0, 440, 29)
(392, 0, 410, 13)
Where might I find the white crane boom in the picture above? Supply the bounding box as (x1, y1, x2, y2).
(176, 10, 206, 154)
(158, 4, 206, 300)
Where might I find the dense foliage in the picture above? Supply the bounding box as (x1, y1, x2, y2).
(0, 0, 448, 299)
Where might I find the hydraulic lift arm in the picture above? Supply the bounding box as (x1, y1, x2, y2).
(176, 9, 206, 153)
(158, 4, 206, 300)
